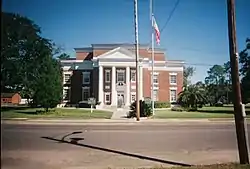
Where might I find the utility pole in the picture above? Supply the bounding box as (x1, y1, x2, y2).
(134, 0, 140, 121)
(227, 0, 249, 164)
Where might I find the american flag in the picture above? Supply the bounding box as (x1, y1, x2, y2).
(153, 16, 160, 45)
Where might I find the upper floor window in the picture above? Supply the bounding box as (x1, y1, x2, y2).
(82, 72, 90, 84)
(169, 73, 177, 85)
(131, 70, 136, 82)
(105, 70, 111, 83)
(117, 70, 125, 82)
(153, 74, 158, 84)
(63, 72, 72, 84)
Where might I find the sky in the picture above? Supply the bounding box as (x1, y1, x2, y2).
(2, 0, 250, 83)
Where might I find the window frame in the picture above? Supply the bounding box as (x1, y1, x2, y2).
(82, 72, 91, 85)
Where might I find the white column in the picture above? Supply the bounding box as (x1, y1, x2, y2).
(139, 66, 143, 100)
(111, 66, 117, 106)
(125, 66, 130, 106)
(98, 66, 104, 105)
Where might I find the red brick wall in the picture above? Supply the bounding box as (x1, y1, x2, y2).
(142, 70, 183, 102)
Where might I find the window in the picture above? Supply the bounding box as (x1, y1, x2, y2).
(82, 72, 90, 84)
(153, 90, 158, 101)
(105, 70, 111, 83)
(64, 73, 71, 84)
(117, 70, 125, 82)
(131, 94, 136, 102)
(153, 74, 158, 84)
(170, 89, 177, 102)
(105, 93, 111, 104)
(63, 87, 70, 101)
(170, 75, 177, 85)
(131, 70, 136, 82)
(82, 87, 90, 101)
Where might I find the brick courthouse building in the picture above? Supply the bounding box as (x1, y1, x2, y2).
(60, 44, 184, 109)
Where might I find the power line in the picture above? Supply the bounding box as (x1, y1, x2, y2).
(160, 0, 181, 34)
(147, 0, 181, 48)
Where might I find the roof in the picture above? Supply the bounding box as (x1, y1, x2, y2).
(1, 93, 18, 98)
(74, 43, 166, 52)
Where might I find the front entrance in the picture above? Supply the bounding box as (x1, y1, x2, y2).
(117, 93, 124, 108)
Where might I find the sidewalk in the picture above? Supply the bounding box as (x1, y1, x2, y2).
(1, 117, 241, 126)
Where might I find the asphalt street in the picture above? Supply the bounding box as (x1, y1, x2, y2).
(2, 123, 250, 169)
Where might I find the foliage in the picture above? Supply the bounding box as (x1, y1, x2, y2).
(204, 64, 232, 105)
(177, 84, 207, 110)
(57, 53, 70, 59)
(183, 66, 195, 87)
(171, 106, 183, 112)
(1, 12, 63, 111)
(239, 38, 250, 103)
(154, 101, 171, 108)
(128, 100, 152, 118)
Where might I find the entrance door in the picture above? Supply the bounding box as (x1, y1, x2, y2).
(117, 93, 124, 108)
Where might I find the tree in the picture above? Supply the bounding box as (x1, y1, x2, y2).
(177, 84, 207, 110)
(1, 12, 63, 110)
(183, 66, 195, 87)
(204, 64, 231, 105)
(57, 53, 70, 59)
(239, 38, 250, 103)
(32, 57, 63, 111)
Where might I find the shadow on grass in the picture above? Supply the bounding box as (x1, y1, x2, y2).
(41, 133, 192, 167)
(1, 106, 30, 112)
(198, 109, 250, 115)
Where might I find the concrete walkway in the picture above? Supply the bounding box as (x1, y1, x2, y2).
(111, 108, 129, 119)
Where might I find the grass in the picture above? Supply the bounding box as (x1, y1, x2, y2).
(1, 106, 113, 119)
(154, 106, 250, 119)
(149, 163, 250, 169)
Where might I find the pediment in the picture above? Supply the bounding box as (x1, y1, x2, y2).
(96, 47, 135, 60)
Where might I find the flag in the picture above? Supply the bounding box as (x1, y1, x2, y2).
(153, 16, 160, 45)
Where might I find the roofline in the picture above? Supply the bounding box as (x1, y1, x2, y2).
(74, 43, 166, 52)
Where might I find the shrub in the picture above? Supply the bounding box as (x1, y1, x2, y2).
(128, 100, 152, 118)
(171, 106, 183, 112)
(215, 102, 224, 107)
(154, 101, 171, 108)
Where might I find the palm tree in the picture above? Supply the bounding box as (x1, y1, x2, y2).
(177, 84, 207, 110)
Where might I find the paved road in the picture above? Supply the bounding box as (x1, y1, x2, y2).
(2, 123, 250, 169)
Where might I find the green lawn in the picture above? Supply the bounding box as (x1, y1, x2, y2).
(154, 106, 250, 119)
(1, 107, 113, 119)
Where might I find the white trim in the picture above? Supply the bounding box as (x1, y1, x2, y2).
(170, 89, 177, 102)
(151, 86, 159, 90)
(169, 72, 177, 75)
(63, 71, 72, 74)
(61, 60, 84, 63)
(105, 69, 111, 83)
(169, 74, 177, 85)
(131, 92, 136, 103)
(131, 70, 136, 82)
(148, 67, 183, 71)
(63, 72, 72, 84)
(104, 92, 111, 104)
(150, 72, 159, 75)
(82, 87, 90, 101)
(97, 47, 135, 59)
(62, 66, 71, 71)
(169, 87, 177, 90)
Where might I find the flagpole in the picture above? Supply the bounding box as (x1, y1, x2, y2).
(150, 0, 155, 115)
(134, 0, 140, 121)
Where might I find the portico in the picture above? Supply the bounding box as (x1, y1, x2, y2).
(93, 47, 143, 108)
